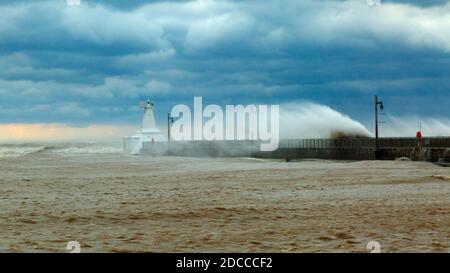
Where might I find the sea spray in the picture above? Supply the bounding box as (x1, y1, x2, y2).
(279, 102, 372, 139)
(379, 116, 450, 137)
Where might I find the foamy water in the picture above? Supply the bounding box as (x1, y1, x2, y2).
(0, 143, 122, 159)
(50, 146, 122, 155)
(0, 154, 448, 253)
(0, 146, 47, 159)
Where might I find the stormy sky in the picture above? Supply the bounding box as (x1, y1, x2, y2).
(0, 0, 449, 138)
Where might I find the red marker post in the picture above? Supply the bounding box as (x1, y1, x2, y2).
(416, 130, 422, 160)
(416, 130, 422, 141)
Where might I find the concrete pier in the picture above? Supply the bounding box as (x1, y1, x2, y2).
(255, 137, 450, 162)
(139, 137, 450, 163)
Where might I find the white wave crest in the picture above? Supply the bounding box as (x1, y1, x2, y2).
(51, 146, 122, 155)
(0, 146, 47, 159)
(280, 102, 372, 139)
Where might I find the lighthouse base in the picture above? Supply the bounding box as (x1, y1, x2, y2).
(123, 131, 167, 155)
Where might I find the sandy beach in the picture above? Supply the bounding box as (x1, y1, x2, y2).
(0, 144, 449, 253)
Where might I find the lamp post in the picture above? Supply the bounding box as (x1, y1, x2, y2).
(167, 113, 174, 143)
(375, 95, 384, 158)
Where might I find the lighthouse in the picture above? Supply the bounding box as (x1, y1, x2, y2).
(123, 99, 166, 154)
(139, 100, 166, 140)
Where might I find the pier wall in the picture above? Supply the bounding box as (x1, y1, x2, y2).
(255, 138, 450, 162)
(139, 137, 450, 162)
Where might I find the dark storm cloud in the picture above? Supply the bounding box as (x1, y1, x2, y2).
(0, 0, 449, 125)
(386, 0, 449, 6)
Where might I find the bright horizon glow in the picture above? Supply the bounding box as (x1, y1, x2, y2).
(0, 123, 137, 143)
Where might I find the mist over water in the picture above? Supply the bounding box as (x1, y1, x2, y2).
(279, 103, 450, 139)
(380, 116, 450, 138)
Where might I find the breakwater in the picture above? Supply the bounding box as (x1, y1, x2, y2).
(255, 137, 450, 162)
(140, 137, 450, 162)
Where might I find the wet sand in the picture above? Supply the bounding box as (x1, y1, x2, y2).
(0, 151, 449, 253)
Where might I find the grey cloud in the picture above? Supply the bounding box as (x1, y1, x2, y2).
(0, 0, 449, 125)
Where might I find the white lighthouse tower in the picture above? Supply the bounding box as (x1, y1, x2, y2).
(123, 99, 166, 154)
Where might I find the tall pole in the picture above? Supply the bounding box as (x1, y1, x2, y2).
(374, 95, 384, 159)
(167, 112, 171, 143)
(375, 95, 379, 152)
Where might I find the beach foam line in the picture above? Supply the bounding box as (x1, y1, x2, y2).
(50, 146, 122, 155)
(0, 146, 49, 159)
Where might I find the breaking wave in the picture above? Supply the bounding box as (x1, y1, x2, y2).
(280, 102, 372, 139)
(0, 143, 122, 159)
(51, 146, 122, 155)
(0, 145, 49, 159)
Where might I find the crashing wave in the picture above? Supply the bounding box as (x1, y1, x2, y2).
(0, 145, 49, 159)
(0, 143, 122, 158)
(51, 146, 122, 155)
